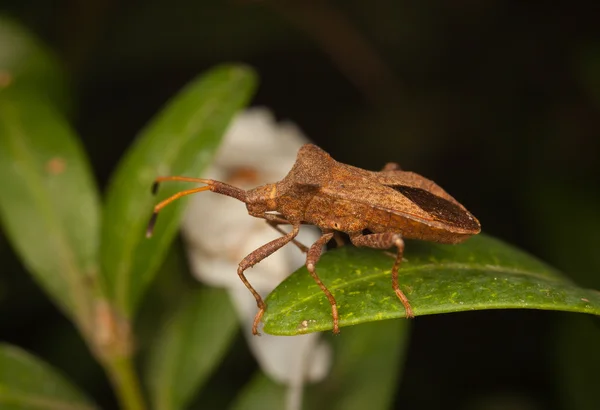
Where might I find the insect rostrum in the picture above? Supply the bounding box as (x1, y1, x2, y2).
(147, 144, 481, 334)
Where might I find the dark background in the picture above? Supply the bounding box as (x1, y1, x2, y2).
(1, 1, 599, 409)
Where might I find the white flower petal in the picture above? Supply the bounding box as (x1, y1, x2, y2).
(181, 108, 332, 390)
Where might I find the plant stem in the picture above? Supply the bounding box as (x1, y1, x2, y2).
(87, 299, 146, 409)
(104, 354, 147, 410)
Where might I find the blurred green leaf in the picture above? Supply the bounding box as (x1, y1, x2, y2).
(522, 181, 600, 289)
(306, 320, 408, 410)
(145, 288, 238, 410)
(0, 88, 100, 332)
(232, 320, 408, 410)
(0, 343, 98, 410)
(555, 315, 600, 410)
(230, 373, 285, 410)
(264, 234, 600, 335)
(0, 15, 70, 111)
(522, 181, 600, 410)
(100, 64, 256, 318)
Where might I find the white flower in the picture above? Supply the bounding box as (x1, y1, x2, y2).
(182, 108, 331, 409)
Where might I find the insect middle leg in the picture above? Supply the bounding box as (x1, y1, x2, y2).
(306, 230, 340, 333)
(332, 231, 346, 248)
(238, 223, 301, 335)
(349, 232, 415, 318)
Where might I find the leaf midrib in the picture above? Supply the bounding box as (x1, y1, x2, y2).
(2, 101, 92, 331)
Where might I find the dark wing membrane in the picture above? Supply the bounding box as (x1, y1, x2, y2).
(318, 181, 434, 222)
(391, 185, 480, 231)
(317, 180, 480, 232)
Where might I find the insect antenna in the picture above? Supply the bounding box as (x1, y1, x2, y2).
(146, 176, 247, 238)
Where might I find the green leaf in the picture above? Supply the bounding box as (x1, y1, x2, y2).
(100, 64, 257, 317)
(305, 320, 408, 410)
(522, 182, 600, 410)
(231, 320, 409, 410)
(145, 288, 238, 410)
(0, 15, 70, 111)
(0, 88, 100, 332)
(0, 343, 98, 410)
(229, 373, 285, 410)
(263, 234, 600, 335)
(522, 180, 600, 289)
(555, 315, 600, 410)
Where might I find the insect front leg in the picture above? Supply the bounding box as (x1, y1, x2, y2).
(306, 230, 340, 334)
(349, 232, 415, 319)
(238, 224, 301, 335)
(262, 213, 309, 253)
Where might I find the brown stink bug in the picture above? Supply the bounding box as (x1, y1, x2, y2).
(147, 144, 481, 334)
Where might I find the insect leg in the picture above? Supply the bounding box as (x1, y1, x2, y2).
(332, 232, 346, 248)
(238, 224, 301, 335)
(306, 231, 339, 334)
(381, 162, 402, 171)
(349, 232, 414, 318)
(263, 212, 343, 251)
(262, 213, 309, 253)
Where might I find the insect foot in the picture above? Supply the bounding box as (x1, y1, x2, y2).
(147, 143, 480, 335)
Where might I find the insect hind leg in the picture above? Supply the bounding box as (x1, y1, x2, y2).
(349, 232, 414, 318)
